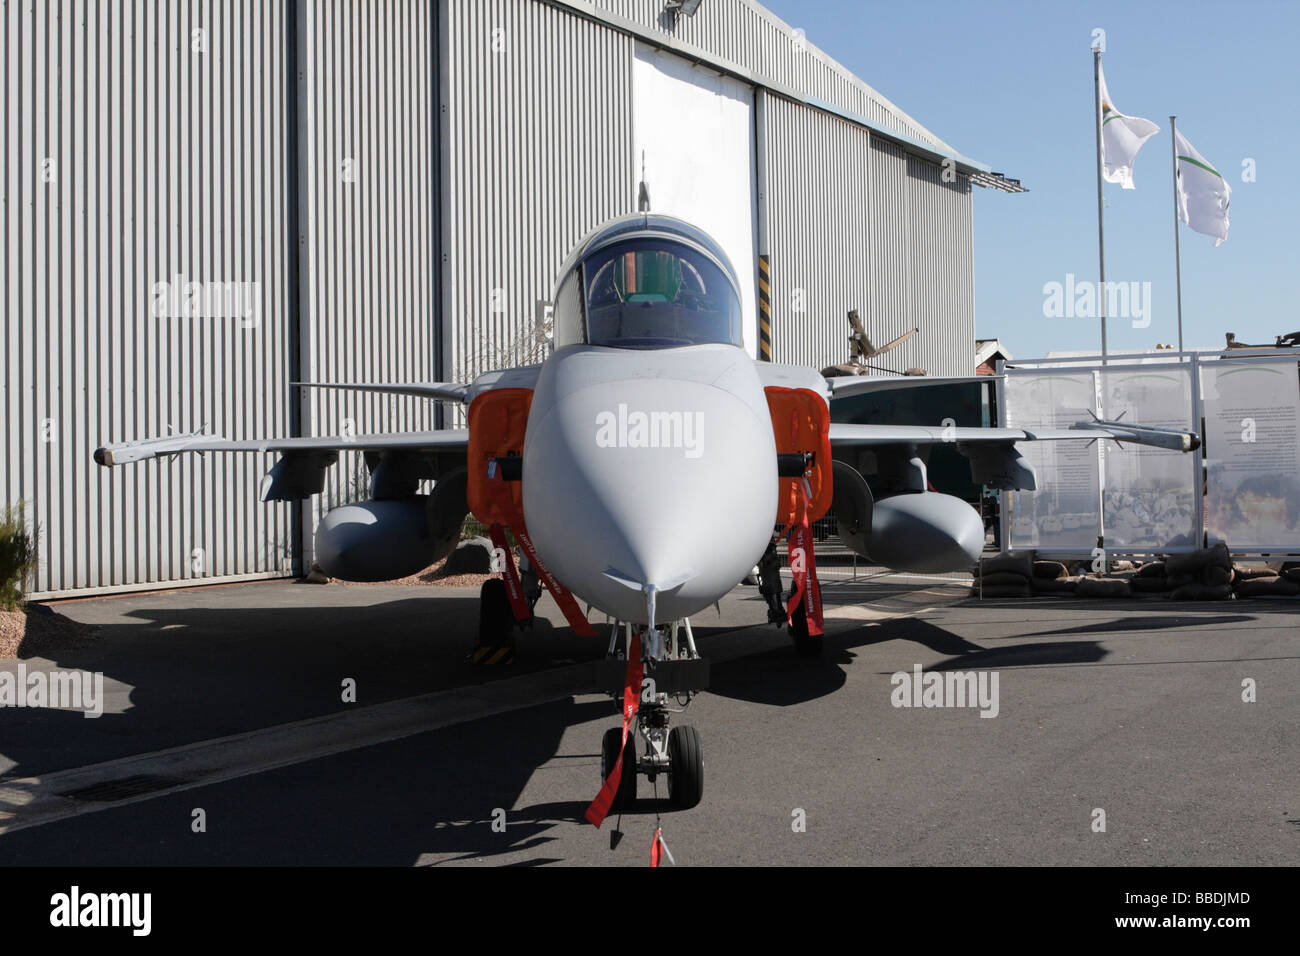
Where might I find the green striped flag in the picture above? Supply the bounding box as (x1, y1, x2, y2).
(1099, 62, 1159, 190)
(1175, 129, 1231, 246)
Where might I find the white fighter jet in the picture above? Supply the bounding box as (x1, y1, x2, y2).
(95, 213, 1200, 821)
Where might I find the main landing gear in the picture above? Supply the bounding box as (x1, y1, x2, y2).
(471, 556, 542, 667)
(755, 539, 823, 657)
(596, 619, 709, 812)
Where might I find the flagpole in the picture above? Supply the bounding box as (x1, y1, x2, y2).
(1170, 115, 1185, 352)
(1093, 47, 1108, 362)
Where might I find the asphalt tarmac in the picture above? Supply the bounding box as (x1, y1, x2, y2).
(1, 574, 1295, 866)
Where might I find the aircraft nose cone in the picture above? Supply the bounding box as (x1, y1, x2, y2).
(523, 368, 776, 624)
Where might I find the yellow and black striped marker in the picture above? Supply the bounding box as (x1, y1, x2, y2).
(758, 254, 772, 362)
(470, 643, 516, 667)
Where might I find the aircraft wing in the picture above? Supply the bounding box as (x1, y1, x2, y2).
(294, 381, 470, 403)
(94, 428, 470, 502)
(828, 420, 1200, 453)
(829, 419, 1200, 493)
(93, 377, 489, 503)
(94, 429, 469, 466)
(825, 375, 988, 398)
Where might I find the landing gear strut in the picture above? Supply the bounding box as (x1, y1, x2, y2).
(756, 539, 786, 625)
(594, 619, 708, 812)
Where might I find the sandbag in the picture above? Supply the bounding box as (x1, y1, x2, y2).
(1076, 577, 1131, 598)
(1169, 582, 1232, 601)
(978, 550, 1036, 579)
(1234, 577, 1300, 598)
(1164, 542, 1231, 577)
(980, 571, 1033, 588)
(1033, 575, 1080, 593)
(1130, 577, 1172, 593)
(972, 583, 1032, 599)
(1234, 565, 1276, 580)
(1200, 565, 1233, 587)
(1032, 560, 1067, 580)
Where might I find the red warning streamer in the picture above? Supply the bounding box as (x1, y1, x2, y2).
(484, 466, 595, 635)
(786, 481, 824, 636)
(584, 633, 643, 829)
(515, 526, 597, 637)
(483, 468, 595, 639)
(650, 827, 675, 867)
(487, 523, 531, 622)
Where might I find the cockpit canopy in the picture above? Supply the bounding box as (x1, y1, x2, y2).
(551, 216, 743, 350)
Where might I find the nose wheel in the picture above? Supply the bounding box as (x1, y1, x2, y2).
(597, 711, 706, 812)
(600, 727, 638, 811)
(666, 725, 704, 809)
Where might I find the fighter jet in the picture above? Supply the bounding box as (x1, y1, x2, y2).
(94, 213, 1200, 819)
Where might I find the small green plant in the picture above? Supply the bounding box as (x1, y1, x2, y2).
(461, 515, 489, 540)
(0, 502, 38, 611)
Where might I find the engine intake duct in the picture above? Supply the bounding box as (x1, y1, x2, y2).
(777, 452, 813, 477)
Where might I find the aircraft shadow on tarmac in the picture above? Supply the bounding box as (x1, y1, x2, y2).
(0, 694, 628, 866)
(1012, 613, 1254, 640)
(0, 596, 745, 865)
(705, 616, 1109, 707)
(0, 593, 604, 783)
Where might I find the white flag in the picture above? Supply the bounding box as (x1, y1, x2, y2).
(1098, 63, 1159, 189)
(1175, 129, 1231, 246)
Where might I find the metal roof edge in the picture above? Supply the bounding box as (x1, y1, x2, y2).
(548, 0, 1017, 184)
(802, 95, 990, 174)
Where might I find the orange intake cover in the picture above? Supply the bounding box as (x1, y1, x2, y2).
(764, 386, 833, 524)
(466, 388, 533, 526)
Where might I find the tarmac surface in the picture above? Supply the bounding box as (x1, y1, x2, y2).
(1, 572, 1296, 866)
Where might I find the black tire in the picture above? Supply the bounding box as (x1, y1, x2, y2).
(478, 578, 515, 646)
(788, 591, 823, 657)
(667, 725, 704, 810)
(600, 726, 638, 811)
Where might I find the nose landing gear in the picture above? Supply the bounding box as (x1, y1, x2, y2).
(592, 619, 709, 814)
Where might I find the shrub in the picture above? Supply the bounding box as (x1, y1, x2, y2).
(0, 502, 38, 611)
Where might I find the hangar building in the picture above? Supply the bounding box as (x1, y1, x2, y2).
(2, 0, 1020, 597)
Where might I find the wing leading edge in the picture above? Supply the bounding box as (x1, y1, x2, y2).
(293, 381, 470, 403)
(828, 419, 1200, 453)
(94, 429, 470, 466)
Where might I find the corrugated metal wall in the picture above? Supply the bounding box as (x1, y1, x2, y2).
(906, 152, 975, 377)
(760, 94, 974, 377)
(442, 0, 634, 387)
(760, 94, 871, 369)
(295, 0, 439, 542)
(3, 0, 296, 597)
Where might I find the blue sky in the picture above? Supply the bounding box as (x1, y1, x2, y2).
(762, 0, 1300, 359)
